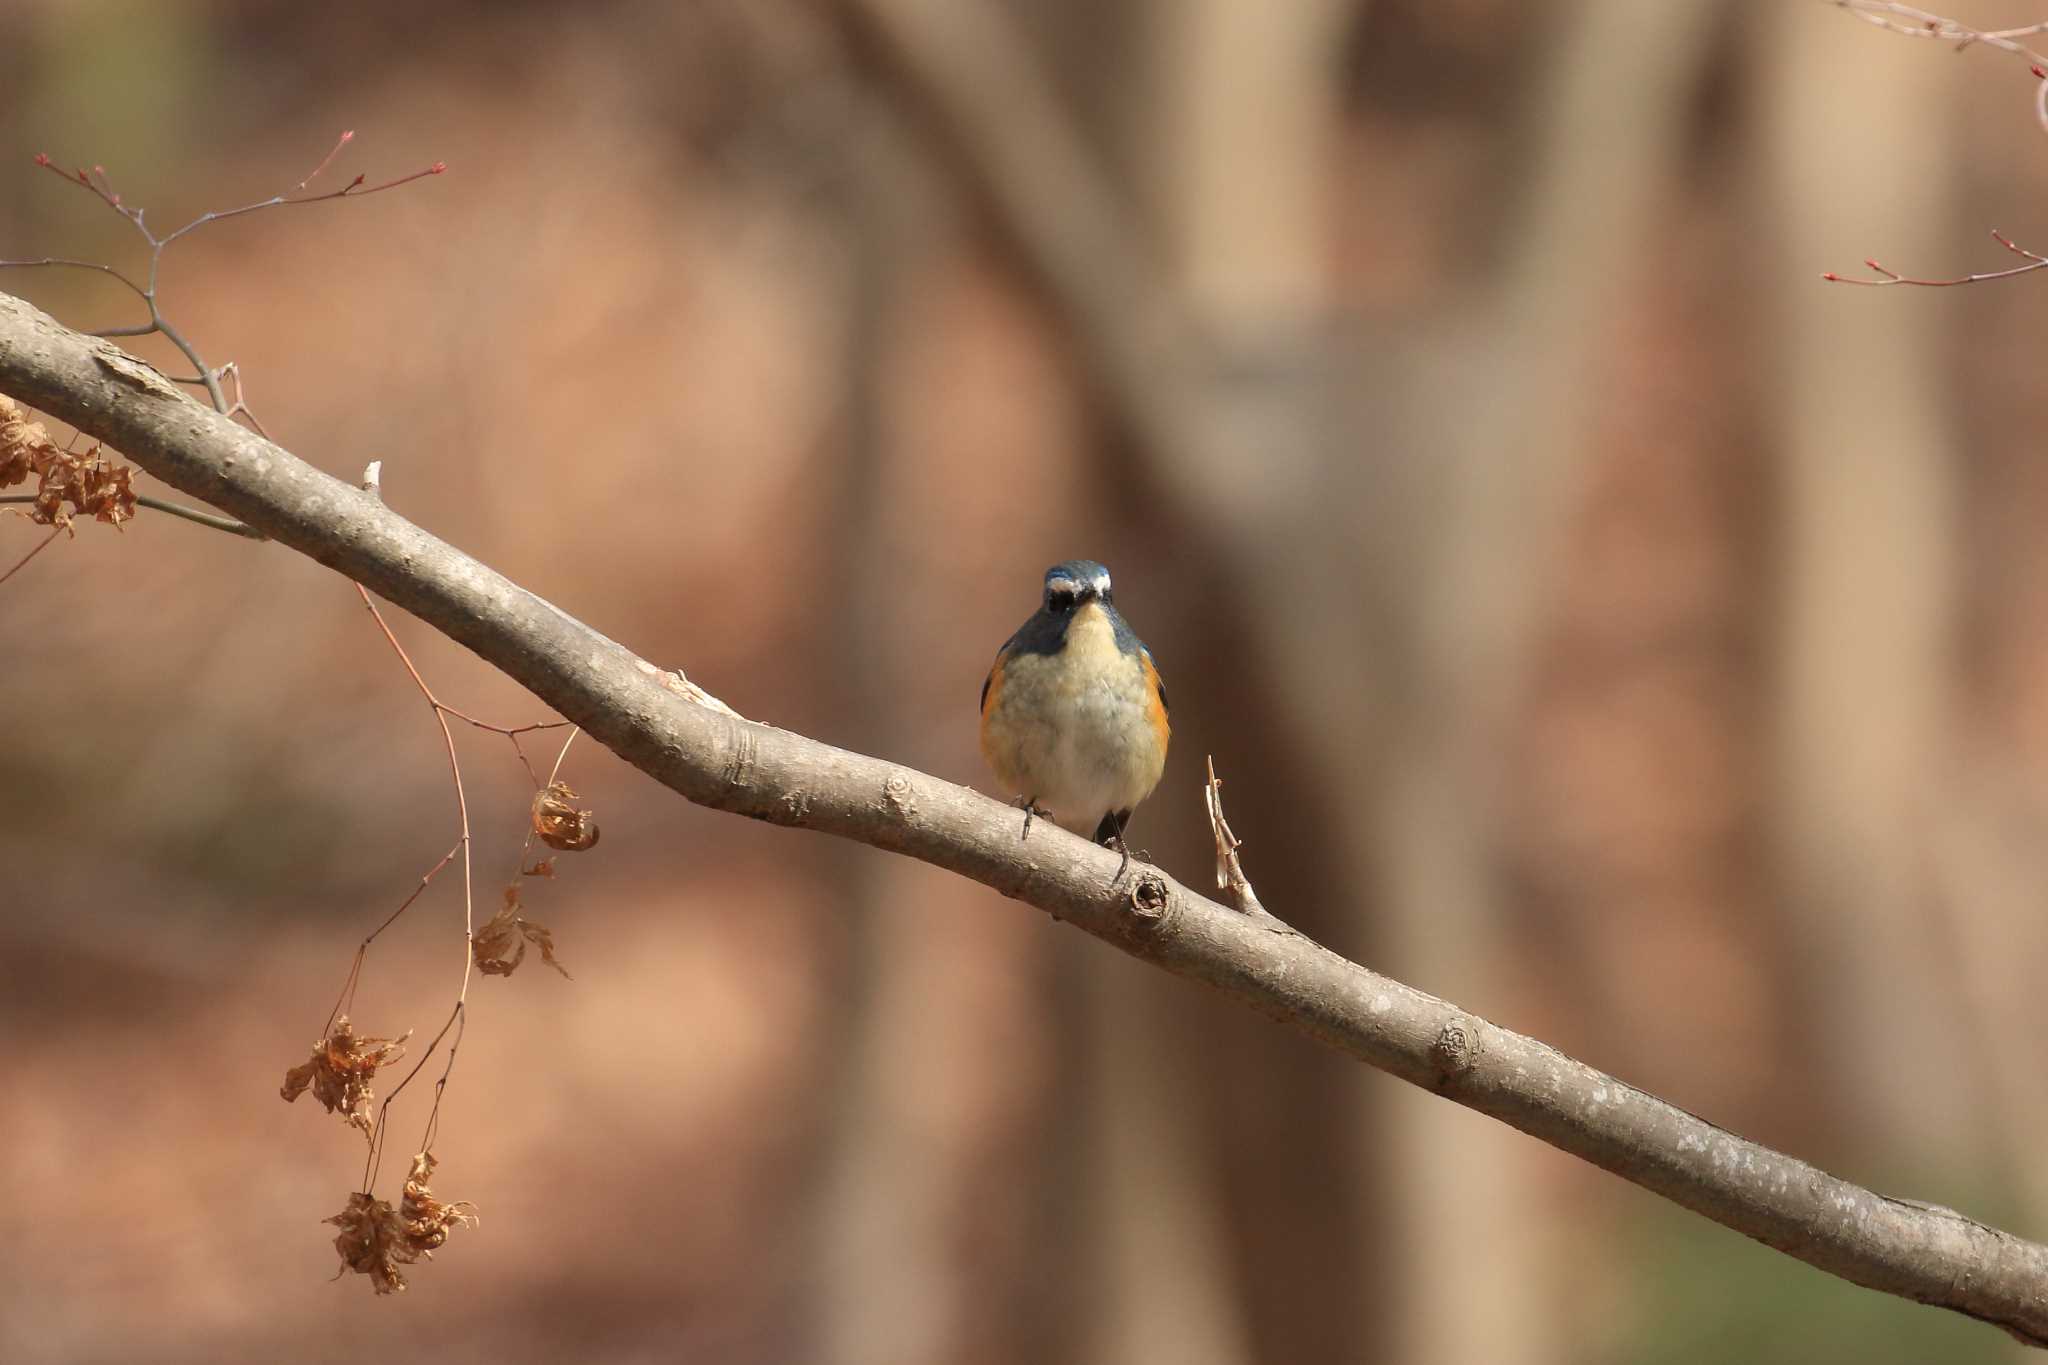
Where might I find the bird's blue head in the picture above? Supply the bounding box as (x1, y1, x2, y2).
(1042, 560, 1113, 615)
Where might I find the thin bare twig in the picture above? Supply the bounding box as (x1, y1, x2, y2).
(1823, 5, 2048, 288)
(1835, 1, 2048, 63)
(1832, 2, 2048, 131)
(350, 586, 482, 1196)
(0, 257, 147, 299)
(1825, 228, 2048, 287)
(1202, 755, 1283, 925)
(0, 524, 62, 588)
(364, 1000, 465, 1194)
(324, 841, 465, 1041)
(356, 585, 479, 996)
(0, 490, 264, 537)
(4, 133, 442, 430)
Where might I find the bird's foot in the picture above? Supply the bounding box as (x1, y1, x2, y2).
(1015, 795, 1055, 839)
(1102, 833, 1151, 883)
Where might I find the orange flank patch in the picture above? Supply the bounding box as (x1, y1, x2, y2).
(981, 653, 1005, 720)
(979, 654, 1019, 790)
(1141, 655, 1171, 756)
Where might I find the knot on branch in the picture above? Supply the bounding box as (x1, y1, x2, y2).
(1430, 1015, 1482, 1085)
(881, 772, 917, 820)
(1125, 872, 1170, 926)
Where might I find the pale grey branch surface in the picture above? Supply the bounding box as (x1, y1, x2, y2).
(3, 288, 2046, 1344)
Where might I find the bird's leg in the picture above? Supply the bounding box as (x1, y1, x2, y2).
(1096, 809, 1134, 881)
(1016, 794, 1054, 839)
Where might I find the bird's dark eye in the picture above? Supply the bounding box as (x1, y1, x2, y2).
(1047, 588, 1076, 612)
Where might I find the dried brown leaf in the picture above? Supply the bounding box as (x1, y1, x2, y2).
(521, 856, 556, 879)
(0, 395, 51, 489)
(280, 1016, 411, 1142)
(472, 886, 571, 979)
(325, 1150, 477, 1294)
(0, 401, 138, 531)
(31, 456, 73, 529)
(77, 456, 135, 526)
(400, 1149, 479, 1251)
(326, 1192, 409, 1294)
(531, 780, 599, 851)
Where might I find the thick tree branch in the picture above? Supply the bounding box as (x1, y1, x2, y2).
(3, 288, 2047, 1344)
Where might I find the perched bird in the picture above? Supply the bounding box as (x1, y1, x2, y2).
(980, 560, 1170, 859)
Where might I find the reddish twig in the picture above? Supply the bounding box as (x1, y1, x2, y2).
(0, 524, 62, 587)
(0, 135, 442, 541)
(324, 841, 465, 1041)
(1824, 227, 2048, 287)
(356, 584, 479, 993)
(352, 585, 477, 1196)
(1, 132, 443, 427)
(364, 1000, 465, 1195)
(346, 571, 576, 1190)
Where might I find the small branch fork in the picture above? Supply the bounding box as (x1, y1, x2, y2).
(1835, 1, 2048, 68)
(350, 466, 575, 1192)
(0, 131, 444, 525)
(349, 711, 581, 1195)
(328, 579, 578, 1197)
(1825, 227, 2048, 287)
(1825, 5, 2048, 287)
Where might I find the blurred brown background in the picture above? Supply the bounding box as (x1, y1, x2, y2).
(5, 1, 2048, 1361)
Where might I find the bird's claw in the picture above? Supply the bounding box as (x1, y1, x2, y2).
(1103, 833, 1151, 883)
(1016, 795, 1055, 839)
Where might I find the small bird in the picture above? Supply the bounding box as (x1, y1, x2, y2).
(980, 560, 1170, 862)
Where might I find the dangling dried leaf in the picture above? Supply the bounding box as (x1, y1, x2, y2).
(0, 395, 51, 489)
(472, 885, 571, 979)
(400, 1149, 479, 1252)
(521, 856, 556, 879)
(531, 780, 599, 851)
(31, 459, 73, 530)
(75, 455, 136, 526)
(280, 1016, 411, 1142)
(326, 1192, 409, 1294)
(324, 1150, 477, 1294)
(0, 398, 138, 532)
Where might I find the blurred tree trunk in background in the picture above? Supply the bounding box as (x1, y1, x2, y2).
(810, 92, 946, 1365)
(1086, 6, 1354, 1365)
(1754, 2, 1978, 1163)
(1347, 4, 1720, 1359)
(810, 87, 1085, 1365)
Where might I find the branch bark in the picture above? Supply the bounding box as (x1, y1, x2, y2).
(4, 288, 2048, 1345)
